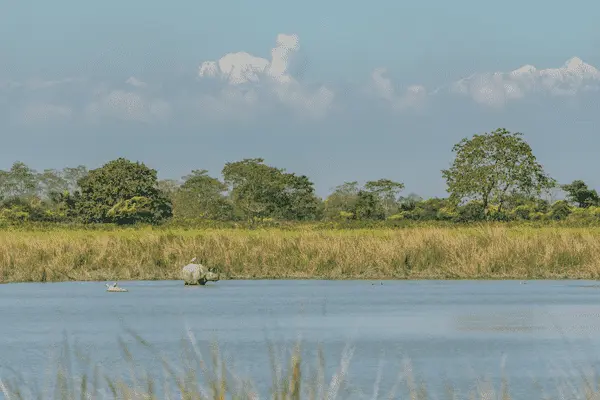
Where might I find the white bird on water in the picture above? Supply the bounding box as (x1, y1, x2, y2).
(105, 282, 128, 292)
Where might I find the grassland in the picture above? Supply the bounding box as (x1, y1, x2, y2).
(2, 224, 600, 283)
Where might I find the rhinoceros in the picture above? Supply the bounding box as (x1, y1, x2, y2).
(182, 257, 220, 285)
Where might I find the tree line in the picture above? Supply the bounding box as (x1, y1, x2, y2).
(0, 128, 598, 225)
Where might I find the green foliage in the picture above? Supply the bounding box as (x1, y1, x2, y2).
(106, 196, 155, 224)
(222, 158, 320, 221)
(324, 179, 404, 220)
(364, 178, 404, 217)
(282, 173, 322, 221)
(562, 180, 599, 208)
(455, 201, 486, 222)
(408, 198, 449, 221)
(323, 181, 360, 219)
(549, 200, 572, 220)
(0, 161, 39, 200)
(510, 204, 533, 220)
(172, 169, 233, 220)
(442, 128, 555, 215)
(397, 193, 423, 212)
(74, 158, 172, 224)
(2, 126, 600, 228)
(353, 190, 385, 220)
(156, 178, 180, 199)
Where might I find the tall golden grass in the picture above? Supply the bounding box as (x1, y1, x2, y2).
(2, 225, 600, 283)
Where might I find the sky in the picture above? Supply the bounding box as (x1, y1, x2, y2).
(1, 0, 600, 198)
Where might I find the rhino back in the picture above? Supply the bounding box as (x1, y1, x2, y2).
(182, 263, 208, 281)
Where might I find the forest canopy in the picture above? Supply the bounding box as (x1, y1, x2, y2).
(0, 128, 594, 225)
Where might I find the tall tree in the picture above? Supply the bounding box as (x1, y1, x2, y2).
(222, 158, 282, 220)
(74, 158, 172, 224)
(364, 178, 404, 217)
(61, 166, 88, 193)
(323, 181, 360, 219)
(441, 128, 555, 215)
(172, 169, 232, 220)
(222, 158, 319, 221)
(0, 161, 39, 200)
(279, 173, 321, 220)
(38, 169, 69, 200)
(561, 180, 599, 208)
(353, 190, 385, 220)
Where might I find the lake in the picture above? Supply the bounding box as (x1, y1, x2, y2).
(2, 279, 600, 399)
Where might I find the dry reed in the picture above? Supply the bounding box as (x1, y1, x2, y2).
(2, 226, 600, 283)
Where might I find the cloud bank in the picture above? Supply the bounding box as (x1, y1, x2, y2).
(197, 33, 335, 120)
(447, 57, 600, 107)
(2, 33, 600, 126)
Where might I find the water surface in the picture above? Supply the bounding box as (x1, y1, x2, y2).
(2, 279, 600, 398)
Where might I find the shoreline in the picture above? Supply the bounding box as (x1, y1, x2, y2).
(1, 276, 595, 285)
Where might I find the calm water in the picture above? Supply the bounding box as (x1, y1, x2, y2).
(2, 279, 600, 398)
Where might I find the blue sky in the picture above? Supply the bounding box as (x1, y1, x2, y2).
(1, 0, 600, 198)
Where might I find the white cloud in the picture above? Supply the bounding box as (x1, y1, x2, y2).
(2, 45, 600, 126)
(448, 57, 600, 106)
(197, 33, 334, 119)
(370, 68, 427, 111)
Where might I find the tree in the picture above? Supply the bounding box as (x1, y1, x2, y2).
(157, 179, 181, 200)
(353, 190, 385, 220)
(279, 173, 321, 221)
(441, 128, 555, 215)
(74, 158, 172, 224)
(38, 169, 68, 200)
(35, 165, 88, 205)
(106, 196, 155, 225)
(323, 181, 360, 219)
(222, 158, 284, 221)
(397, 193, 423, 212)
(0, 170, 7, 202)
(0, 161, 39, 200)
(61, 166, 88, 193)
(406, 197, 449, 220)
(561, 180, 599, 208)
(222, 158, 319, 221)
(364, 179, 404, 217)
(549, 200, 571, 220)
(172, 170, 232, 220)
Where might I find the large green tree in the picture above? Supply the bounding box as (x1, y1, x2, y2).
(279, 173, 321, 220)
(172, 169, 233, 220)
(441, 128, 555, 215)
(222, 158, 320, 221)
(74, 158, 172, 224)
